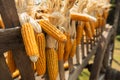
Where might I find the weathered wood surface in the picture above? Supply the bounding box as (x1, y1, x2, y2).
(58, 60, 65, 80)
(0, 0, 35, 80)
(0, 0, 20, 28)
(90, 25, 114, 80)
(0, 54, 13, 80)
(105, 68, 120, 80)
(0, 27, 22, 53)
(12, 48, 35, 80)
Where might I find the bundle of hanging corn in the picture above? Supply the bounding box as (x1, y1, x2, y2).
(5, 0, 111, 79)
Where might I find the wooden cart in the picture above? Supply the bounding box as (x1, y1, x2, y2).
(0, 0, 120, 80)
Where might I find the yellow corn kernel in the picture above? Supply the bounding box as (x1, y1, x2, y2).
(39, 19, 67, 42)
(35, 33, 46, 75)
(64, 33, 72, 62)
(21, 23, 39, 62)
(69, 39, 77, 58)
(46, 48, 58, 80)
(76, 22, 85, 45)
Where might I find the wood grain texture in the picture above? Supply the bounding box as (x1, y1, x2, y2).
(12, 48, 35, 80)
(58, 60, 65, 80)
(0, 0, 20, 28)
(90, 25, 114, 80)
(0, 54, 13, 80)
(0, 27, 23, 53)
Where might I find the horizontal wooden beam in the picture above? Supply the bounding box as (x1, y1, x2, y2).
(0, 27, 23, 53)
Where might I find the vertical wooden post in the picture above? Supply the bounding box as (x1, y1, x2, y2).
(58, 60, 65, 80)
(0, 54, 13, 80)
(0, 0, 35, 80)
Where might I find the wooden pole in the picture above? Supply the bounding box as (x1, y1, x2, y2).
(0, 0, 35, 79)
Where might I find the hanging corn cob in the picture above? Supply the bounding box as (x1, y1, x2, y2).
(39, 19, 67, 42)
(35, 33, 46, 75)
(102, 18, 106, 27)
(95, 18, 99, 28)
(99, 17, 103, 27)
(58, 41, 65, 61)
(90, 21, 96, 36)
(84, 22, 93, 39)
(103, 9, 109, 20)
(70, 13, 96, 22)
(21, 23, 39, 62)
(64, 32, 72, 62)
(69, 39, 77, 58)
(6, 51, 16, 73)
(76, 22, 85, 45)
(45, 34, 58, 80)
(46, 48, 58, 80)
(0, 16, 5, 29)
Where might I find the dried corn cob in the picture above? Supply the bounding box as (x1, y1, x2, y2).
(69, 39, 77, 58)
(46, 48, 58, 80)
(39, 19, 67, 42)
(64, 33, 72, 62)
(103, 9, 109, 20)
(7, 51, 16, 73)
(84, 22, 93, 39)
(0, 17, 5, 29)
(12, 69, 19, 78)
(58, 41, 65, 60)
(102, 18, 106, 27)
(94, 19, 99, 28)
(21, 23, 39, 62)
(70, 13, 96, 22)
(36, 57, 46, 75)
(99, 17, 103, 27)
(97, 18, 100, 28)
(90, 21, 95, 36)
(76, 22, 85, 45)
(35, 33, 46, 75)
